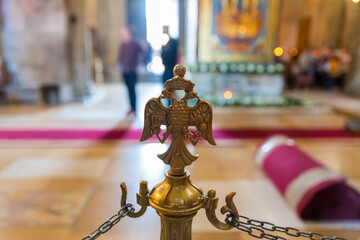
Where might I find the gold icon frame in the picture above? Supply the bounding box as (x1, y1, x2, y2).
(198, 0, 280, 63)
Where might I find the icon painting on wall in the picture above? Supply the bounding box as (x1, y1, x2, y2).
(199, 0, 279, 63)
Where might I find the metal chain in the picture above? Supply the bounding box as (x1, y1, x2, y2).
(81, 203, 135, 240)
(225, 213, 347, 240)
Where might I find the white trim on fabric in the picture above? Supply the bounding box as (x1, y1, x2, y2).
(254, 135, 295, 166)
(285, 167, 341, 210)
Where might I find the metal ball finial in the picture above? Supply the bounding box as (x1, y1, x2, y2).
(173, 64, 186, 77)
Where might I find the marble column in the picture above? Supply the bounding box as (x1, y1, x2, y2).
(342, 1, 360, 94)
(96, 0, 126, 82)
(321, 0, 346, 48)
(346, 37, 360, 96)
(178, 0, 186, 58)
(0, 0, 8, 94)
(66, 0, 93, 99)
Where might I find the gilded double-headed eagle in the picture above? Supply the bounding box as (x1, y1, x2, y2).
(140, 65, 216, 168)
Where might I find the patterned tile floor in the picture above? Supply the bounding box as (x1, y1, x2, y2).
(0, 83, 359, 239)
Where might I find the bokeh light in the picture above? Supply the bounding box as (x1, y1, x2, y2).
(238, 25, 247, 36)
(161, 33, 170, 46)
(147, 55, 164, 75)
(224, 91, 233, 99)
(289, 47, 299, 57)
(274, 47, 284, 57)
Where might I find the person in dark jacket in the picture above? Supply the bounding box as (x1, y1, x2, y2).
(119, 27, 143, 116)
(161, 26, 178, 84)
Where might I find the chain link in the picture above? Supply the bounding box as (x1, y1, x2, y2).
(225, 213, 347, 240)
(82, 202, 348, 240)
(81, 203, 135, 240)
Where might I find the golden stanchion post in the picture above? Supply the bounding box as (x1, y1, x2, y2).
(120, 64, 239, 240)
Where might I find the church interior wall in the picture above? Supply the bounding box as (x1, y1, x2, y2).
(2, 0, 69, 103)
(1, 0, 360, 102)
(0, 0, 126, 103)
(278, 0, 360, 93)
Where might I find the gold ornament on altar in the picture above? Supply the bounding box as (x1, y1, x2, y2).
(215, 0, 263, 52)
(198, 0, 280, 62)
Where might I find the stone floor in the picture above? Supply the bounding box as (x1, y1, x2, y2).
(0, 83, 359, 240)
(0, 83, 348, 130)
(290, 90, 360, 118)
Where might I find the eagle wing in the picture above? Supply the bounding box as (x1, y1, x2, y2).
(140, 98, 167, 142)
(189, 99, 216, 145)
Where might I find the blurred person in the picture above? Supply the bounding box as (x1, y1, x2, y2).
(337, 48, 351, 90)
(144, 41, 153, 66)
(118, 26, 144, 116)
(312, 48, 323, 88)
(161, 25, 178, 84)
(323, 51, 340, 91)
(284, 56, 300, 90)
(0, 60, 8, 104)
(313, 47, 328, 89)
(297, 47, 315, 89)
(160, 26, 178, 107)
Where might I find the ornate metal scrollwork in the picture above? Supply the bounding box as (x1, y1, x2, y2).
(120, 181, 149, 218)
(204, 189, 239, 230)
(140, 64, 216, 172)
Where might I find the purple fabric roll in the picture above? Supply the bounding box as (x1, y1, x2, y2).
(255, 135, 360, 220)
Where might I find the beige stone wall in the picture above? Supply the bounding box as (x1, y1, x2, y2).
(278, 0, 323, 50)
(3, 0, 360, 98)
(65, 0, 127, 100)
(322, 0, 346, 48)
(3, 0, 68, 101)
(278, 0, 348, 51)
(2, 0, 126, 102)
(85, 0, 98, 29)
(342, 1, 360, 88)
(85, 0, 126, 83)
(347, 45, 360, 96)
(278, 0, 360, 95)
(344, 2, 360, 95)
(66, 0, 93, 99)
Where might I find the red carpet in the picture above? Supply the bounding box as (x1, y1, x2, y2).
(0, 128, 355, 140)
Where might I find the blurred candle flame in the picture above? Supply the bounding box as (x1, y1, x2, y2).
(224, 91, 233, 99)
(274, 47, 284, 57)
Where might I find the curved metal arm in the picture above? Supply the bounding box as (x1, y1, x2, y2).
(204, 189, 239, 230)
(120, 181, 149, 218)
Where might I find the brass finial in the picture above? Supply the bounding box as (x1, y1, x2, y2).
(140, 64, 216, 174)
(173, 64, 186, 77)
(132, 65, 238, 240)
